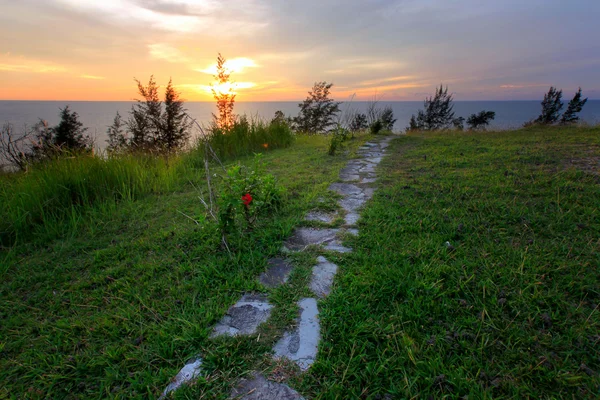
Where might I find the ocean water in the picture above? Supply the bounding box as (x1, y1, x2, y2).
(1, 100, 599, 150)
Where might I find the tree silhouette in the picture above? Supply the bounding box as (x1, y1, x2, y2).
(407, 85, 456, 131)
(560, 88, 588, 124)
(51, 106, 92, 152)
(106, 112, 128, 154)
(467, 110, 496, 130)
(294, 82, 341, 133)
(534, 87, 563, 125)
(162, 78, 192, 152)
(212, 53, 236, 130)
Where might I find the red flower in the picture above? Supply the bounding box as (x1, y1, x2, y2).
(242, 193, 253, 206)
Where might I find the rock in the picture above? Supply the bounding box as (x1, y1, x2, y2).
(211, 294, 273, 337)
(230, 373, 304, 400)
(323, 241, 353, 253)
(159, 358, 203, 399)
(259, 258, 294, 288)
(329, 183, 363, 196)
(310, 256, 338, 298)
(304, 210, 337, 224)
(344, 212, 360, 226)
(284, 228, 339, 251)
(273, 298, 320, 371)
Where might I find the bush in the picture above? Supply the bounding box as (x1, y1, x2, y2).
(370, 120, 384, 135)
(349, 113, 368, 132)
(216, 154, 283, 237)
(467, 110, 496, 130)
(293, 82, 341, 134)
(561, 88, 588, 124)
(534, 86, 563, 125)
(407, 85, 456, 131)
(192, 116, 294, 161)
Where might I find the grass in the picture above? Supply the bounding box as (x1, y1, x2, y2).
(0, 132, 369, 399)
(2, 125, 599, 399)
(296, 125, 600, 398)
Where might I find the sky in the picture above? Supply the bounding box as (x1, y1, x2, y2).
(0, 0, 599, 101)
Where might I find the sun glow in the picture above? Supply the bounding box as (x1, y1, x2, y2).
(198, 58, 258, 75)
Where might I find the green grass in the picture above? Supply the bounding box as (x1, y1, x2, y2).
(297, 125, 600, 398)
(3, 125, 599, 399)
(0, 133, 369, 399)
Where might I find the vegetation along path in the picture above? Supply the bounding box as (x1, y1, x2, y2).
(160, 135, 394, 399)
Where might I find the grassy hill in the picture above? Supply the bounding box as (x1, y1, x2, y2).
(1, 125, 599, 398)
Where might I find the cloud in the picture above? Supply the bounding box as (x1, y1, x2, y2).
(53, 0, 268, 34)
(178, 81, 257, 95)
(80, 74, 105, 80)
(500, 83, 549, 89)
(148, 43, 190, 63)
(0, 53, 67, 73)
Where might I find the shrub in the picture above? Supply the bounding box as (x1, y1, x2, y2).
(349, 113, 368, 132)
(534, 86, 563, 125)
(560, 88, 588, 124)
(192, 116, 294, 162)
(293, 82, 341, 134)
(467, 111, 496, 130)
(379, 107, 397, 131)
(407, 85, 456, 131)
(370, 120, 384, 135)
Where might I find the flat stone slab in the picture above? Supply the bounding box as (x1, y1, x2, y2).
(159, 358, 203, 399)
(284, 228, 339, 251)
(230, 373, 304, 400)
(323, 241, 353, 253)
(344, 212, 360, 226)
(305, 210, 337, 224)
(310, 256, 338, 298)
(329, 182, 363, 196)
(273, 298, 320, 371)
(212, 293, 273, 337)
(259, 258, 294, 288)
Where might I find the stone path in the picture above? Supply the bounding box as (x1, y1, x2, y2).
(160, 136, 393, 399)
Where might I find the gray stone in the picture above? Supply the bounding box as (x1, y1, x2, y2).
(159, 358, 203, 400)
(360, 177, 377, 184)
(305, 210, 337, 224)
(259, 258, 294, 288)
(284, 228, 339, 251)
(339, 196, 366, 212)
(365, 156, 382, 164)
(346, 228, 359, 236)
(310, 256, 338, 298)
(344, 212, 360, 226)
(329, 182, 363, 196)
(273, 298, 320, 371)
(212, 294, 273, 337)
(323, 241, 353, 253)
(230, 373, 304, 400)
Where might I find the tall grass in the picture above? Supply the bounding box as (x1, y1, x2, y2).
(0, 117, 295, 246)
(190, 116, 295, 161)
(0, 154, 181, 246)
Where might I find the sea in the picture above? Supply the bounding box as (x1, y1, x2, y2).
(1, 100, 599, 150)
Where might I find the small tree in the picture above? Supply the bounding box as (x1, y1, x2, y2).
(534, 87, 563, 125)
(407, 85, 456, 131)
(51, 106, 92, 152)
(212, 53, 236, 130)
(294, 81, 341, 134)
(453, 117, 465, 131)
(467, 110, 496, 130)
(162, 78, 191, 152)
(560, 87, 588, 124)
(129, 75, 162, 149)
(349, 113, 368, 132)
(106, 112, 128, 154)
(379, 106, 396, 131)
